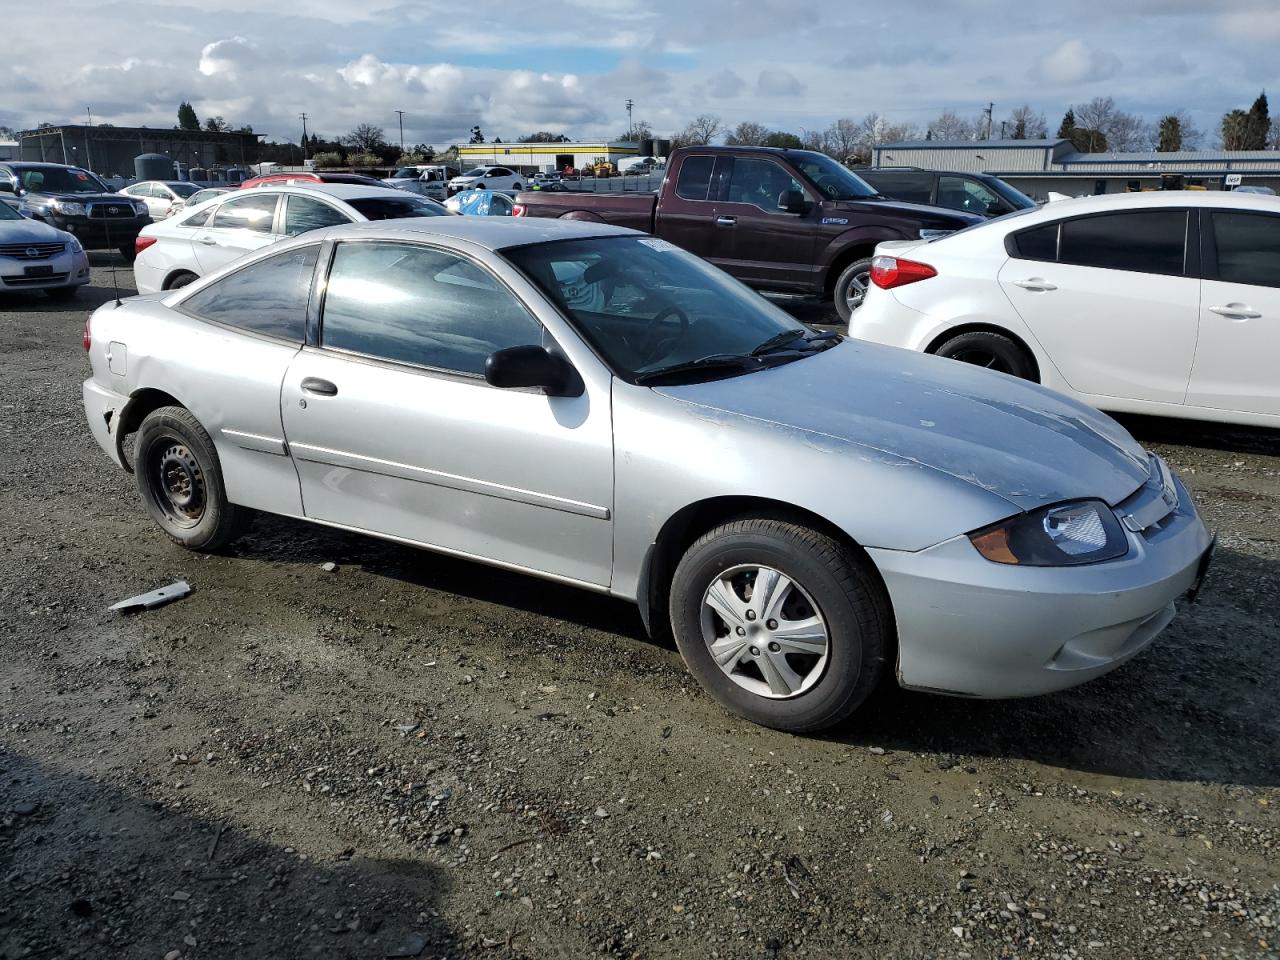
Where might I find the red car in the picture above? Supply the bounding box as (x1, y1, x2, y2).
(240, 171, 386, 189)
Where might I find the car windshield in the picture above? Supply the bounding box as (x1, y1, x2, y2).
(0, 202, 21, 221)
(505, 236, 832, 383)
(15, 166, 110, 194)
(791, 152, 879, 200)
(461, 168, 488, 177)
(169, 182, 201, 198)
(391, 167, 420, 178)
(346, 196, 449, 220)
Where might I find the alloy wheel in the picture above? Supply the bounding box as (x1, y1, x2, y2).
(844, 270, 870, 312)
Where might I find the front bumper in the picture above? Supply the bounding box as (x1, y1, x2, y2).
(868, 472, 1213, 699)
(0, 249, 91, 290)
(82, 378, 128, 469)
(48, 214, 150, 249)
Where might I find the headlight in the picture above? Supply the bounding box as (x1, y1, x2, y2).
(66, 234, 84, 252)
(53, 200, 87, 217)
(132, 201, 148, 215)
(918, 228, 953, 241)
(969, 500, 1128, 566)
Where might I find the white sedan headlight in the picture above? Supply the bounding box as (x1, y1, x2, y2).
(969, 500, 1129, 566)
(53, 200, 88, 217)
(66, 234, 84, 252)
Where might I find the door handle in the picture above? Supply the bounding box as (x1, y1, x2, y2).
(715, 216, 737, 226)
(1012, 278, 1056, 291)
(197, 235, 217, 245)
(301, 377, 338, 397)
(1207, 303, 1261, 319)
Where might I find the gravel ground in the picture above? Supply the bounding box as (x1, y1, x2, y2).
(2, 254, 1278, 960)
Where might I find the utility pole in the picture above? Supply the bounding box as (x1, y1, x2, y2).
(983, 102, 995, 140)
(395, 110, 406, 154)
(625, 99, 634, 141)
(299, 112, 309, 163)
(1000, 120, 1008, 139)
(84, 107, 94, 172)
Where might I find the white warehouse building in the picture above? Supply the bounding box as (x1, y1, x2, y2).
(871, 139, 1280, 198)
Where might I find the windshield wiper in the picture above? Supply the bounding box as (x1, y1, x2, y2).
(634, 353, 760, 385)
(750, 329, 808, 356)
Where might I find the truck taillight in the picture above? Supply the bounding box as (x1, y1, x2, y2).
(135, 235, 158, 256)
(870, 255, 936, 290)
(83, 315, 92, 352)
(511, 204, 526, 217)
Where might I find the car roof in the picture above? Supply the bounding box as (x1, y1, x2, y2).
(245, 183, 429, 200)
(6, 161, 87, 170)
(306, 215, 634, 250)
(1028, 189, 1280, 215)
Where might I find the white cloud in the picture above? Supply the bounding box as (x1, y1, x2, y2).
(198, 36, 259, 78)
(1033, 40, 1121, 86)
(706, 68, 745, 99)
(756, 69, 805, 97)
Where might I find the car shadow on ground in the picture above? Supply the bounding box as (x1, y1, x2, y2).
(0, 750, 461, 959)
(1114, 412, 1280, 456)
(234, 516, 1278, 790)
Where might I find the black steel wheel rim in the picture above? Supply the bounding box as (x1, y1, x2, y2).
(151, 440, 206, 528)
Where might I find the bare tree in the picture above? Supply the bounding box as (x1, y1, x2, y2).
(823, 117, 862, 161)
(342, 123, 387, 153)
(1007, 105, 1047, 140)
(203, 116, 230, 133)
(1270, 117, 1280, 150)
(928, 110, 976, 141)
(725, 121, 770, 146)
(799, 126, 833, 153)
(1107, 113, 1152, 151)
(677, 114, 723, 146)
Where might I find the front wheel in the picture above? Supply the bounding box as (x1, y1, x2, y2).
(833, 257, 874, 322)
(932, 330, 1037, 381)
(669, 517, 892, 732)
(135, 406, 250, 551)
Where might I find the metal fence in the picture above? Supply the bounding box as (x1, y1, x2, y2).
(554, 174, 663, 194)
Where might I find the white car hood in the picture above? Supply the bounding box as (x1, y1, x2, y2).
(656, 339, 1151, 512)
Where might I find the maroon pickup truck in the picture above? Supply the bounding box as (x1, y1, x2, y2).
(514, 146, 981, 320)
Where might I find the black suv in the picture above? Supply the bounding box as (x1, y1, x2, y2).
(0, 162, 152, 260)
(857, 169, 1036, 218)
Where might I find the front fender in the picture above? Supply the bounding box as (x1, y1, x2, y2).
(821, 226, 910, 271)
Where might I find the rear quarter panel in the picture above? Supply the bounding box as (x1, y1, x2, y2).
(516, 192, 656, 233)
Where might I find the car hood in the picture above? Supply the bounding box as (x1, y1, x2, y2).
(834, 198, 981, 228)
(0, 217, 71, 244)
(654, 340, 1151, 512)
(28, 191, 133, 205)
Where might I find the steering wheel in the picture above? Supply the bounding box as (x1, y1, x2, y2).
(637, 306, 690, 366)
(813, 176, 843, 199)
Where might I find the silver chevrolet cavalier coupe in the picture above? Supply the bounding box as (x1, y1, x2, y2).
(82, 218, 1214, 732)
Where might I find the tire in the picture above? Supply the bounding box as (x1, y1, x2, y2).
(118, 244, 137, 264)
(512, 183, 522, 191)
(44, 286, 79, 301)
(833, 257, 874, 323)
(166, 272, 197, 291)
(932, 330, 1037, 381)
(669, 516, 892, 733)
(475, 184, 487, 190)
(134, 406, 250, 551)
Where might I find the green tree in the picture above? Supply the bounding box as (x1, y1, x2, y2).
(469, 125, 485, 144)
(725, 121, 769, 146)
(763, 130, 803, 149)
(520, 131, 570, 143)
(1056, 108, 1076, 140)
(1157, 115, 1183, 152)
(204, 116, 229, 133)
(1245, 91, 1270, 149)
(177, 101, 200, 131)
(311, 151, 345, 169)
(1221, 109, 1251, 150)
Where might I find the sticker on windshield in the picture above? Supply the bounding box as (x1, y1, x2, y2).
(637, 238, 680, 253)
(77, 174, 89, 181)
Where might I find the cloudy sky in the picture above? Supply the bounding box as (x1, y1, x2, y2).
(4, 0, 1279, 147)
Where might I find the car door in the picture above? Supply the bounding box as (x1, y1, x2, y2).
(190, 192, 282, 274)
(1187, 209, 1280, 416)
(998, 208, 1200, 404)
(279, 238, 614, 586)
(704, 156, 817, 289)
(653, 154, 720, 261)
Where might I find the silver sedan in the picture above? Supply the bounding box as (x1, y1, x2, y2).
(81, 218, 1214, 731)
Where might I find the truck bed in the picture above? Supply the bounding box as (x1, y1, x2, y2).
(513, 191, 657, 234)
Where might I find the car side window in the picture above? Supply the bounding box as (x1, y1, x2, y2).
(1210, 212, 1280, 288)
(1009, 222, 1059, 261)
(285, 195, 351, 236)
(1058, 210, 1187, 276)
(210, 193, 278, 233)
(320, 241, 543, 377)
(675, 156, 715, 201)
(870, 173, 933, 204)
(181, 207, 214, 227)
(726, 158, 805, 212)
(939, 175, 999, 213)
(180, 245, 319, 341)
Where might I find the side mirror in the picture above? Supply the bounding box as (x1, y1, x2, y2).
(778, 189, 807, 214)
(484, 345, 580, 397)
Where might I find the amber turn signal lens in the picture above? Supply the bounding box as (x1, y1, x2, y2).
(970, 526, 1019, 564)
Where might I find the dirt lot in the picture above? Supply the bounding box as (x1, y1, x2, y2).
(2, 255, 1278, 960)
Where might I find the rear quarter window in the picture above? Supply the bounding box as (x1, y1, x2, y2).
(1008, 221, 1059, 261)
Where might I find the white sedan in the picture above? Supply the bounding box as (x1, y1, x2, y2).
(447, 166, 523, 195)
(850, 190, 1280, 428)
(118, 180, 205, 220)
(132, 184, 450, 294)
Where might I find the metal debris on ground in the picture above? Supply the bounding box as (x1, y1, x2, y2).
(109, 580, 191, 614)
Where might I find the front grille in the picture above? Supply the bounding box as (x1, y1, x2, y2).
(88, 202, 136, 219)
(2, 272, 70, 286)
(0, 242, 65, 260)
(1117, 455, 1180, 535)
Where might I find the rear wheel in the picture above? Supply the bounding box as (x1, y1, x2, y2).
(135, 406, 250, 551)
(166, 272, 198, 291)
(669, 516, 891, 732)
(933, 330, 1037, 381)
(833, 257, 874, 322)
